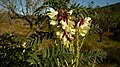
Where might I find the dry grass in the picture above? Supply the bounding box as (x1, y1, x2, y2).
(0, 23, 30, 35)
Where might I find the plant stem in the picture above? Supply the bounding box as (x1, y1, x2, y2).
(75, 29, 79, 67)
(76, 29, 86, 67)
(79, 37, 85, 51)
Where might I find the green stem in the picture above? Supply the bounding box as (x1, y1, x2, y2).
(75, 29, 79, 67)
(79, 37, 86, 51)
(76, 29, 86, 67)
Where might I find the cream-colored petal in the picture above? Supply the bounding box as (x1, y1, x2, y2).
(59, 32, 64, 39)
(80, 32, 86, 36)
(80, 22, 90, 29)
(70, 29, 76, 34)
(69, 10, 73, 15)
(68, 34, 74, 39)
(78, 29, 84, 36)
(60, 20, 68, 29)
(79, 27, 90, 36)
(62, 26, 66, 30)
(65, 26, 70, 31)
(68, 19, 75, 27)
(77, 21, 80, 27)
(85, 17, 91, 22)
(60, 20, 67, 26)
(56, 31, 60, 35)
(80, 25, 85, 29)
(62, 36, 67, 43)
(47, 11, 58, 18)
(50, 20, 58, 25)
(49, 8, 55, 12)
(47, 8, 58, 18)
(83, 30, 88, 34)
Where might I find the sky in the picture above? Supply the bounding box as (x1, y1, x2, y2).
(74, 0, 120, 7)
(0, 0, 120, 11)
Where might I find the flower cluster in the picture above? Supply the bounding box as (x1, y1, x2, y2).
(47, 8, 91, 45)
(77, 17, 91, 36)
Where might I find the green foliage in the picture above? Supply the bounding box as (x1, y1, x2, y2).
(0, 32, 20, 46)
(27, 44, 74, 67)
(0, 29, 107, 66)
(93, 4, 120, 33)
(68, 3, 96, 25)
(0, 32, 107, 67)
(43, 0, 70, 10)
(80, 49, 107, 67)
(0, 32, 30, 66)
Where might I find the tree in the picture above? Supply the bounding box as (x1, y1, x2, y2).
(92, 5, 120, 41)
(0, 0, 44, 36)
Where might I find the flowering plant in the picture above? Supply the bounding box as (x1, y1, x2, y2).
(47, 8, 92, 47)
(47, 7, 92, 66)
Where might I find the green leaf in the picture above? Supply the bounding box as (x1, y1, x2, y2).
(55, 45, 60, 56)
(29, 53, 39, 61)
(47, 47, 50, 58)
(51, 44, 55, 57)
(54, 57, 58, 66)
(26, 59, 36, 65)
(41, 49, 45, 59)
(59, 44, 63, 55)
(38, 61, 43, 67)
(49, 58, 54, 67)
(58, 56, 64, 66)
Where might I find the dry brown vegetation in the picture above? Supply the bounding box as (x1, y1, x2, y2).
(0, 23, 30, 35)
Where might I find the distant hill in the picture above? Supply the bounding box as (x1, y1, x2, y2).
(101, 2, 120, 15)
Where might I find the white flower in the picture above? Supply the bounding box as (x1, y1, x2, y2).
(59, 19, 75, 40)
(60, 19, 75, 31)
(77, 17, 91, 36)
(47, 8, 58, 19)
(80, 17, 91, 29)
